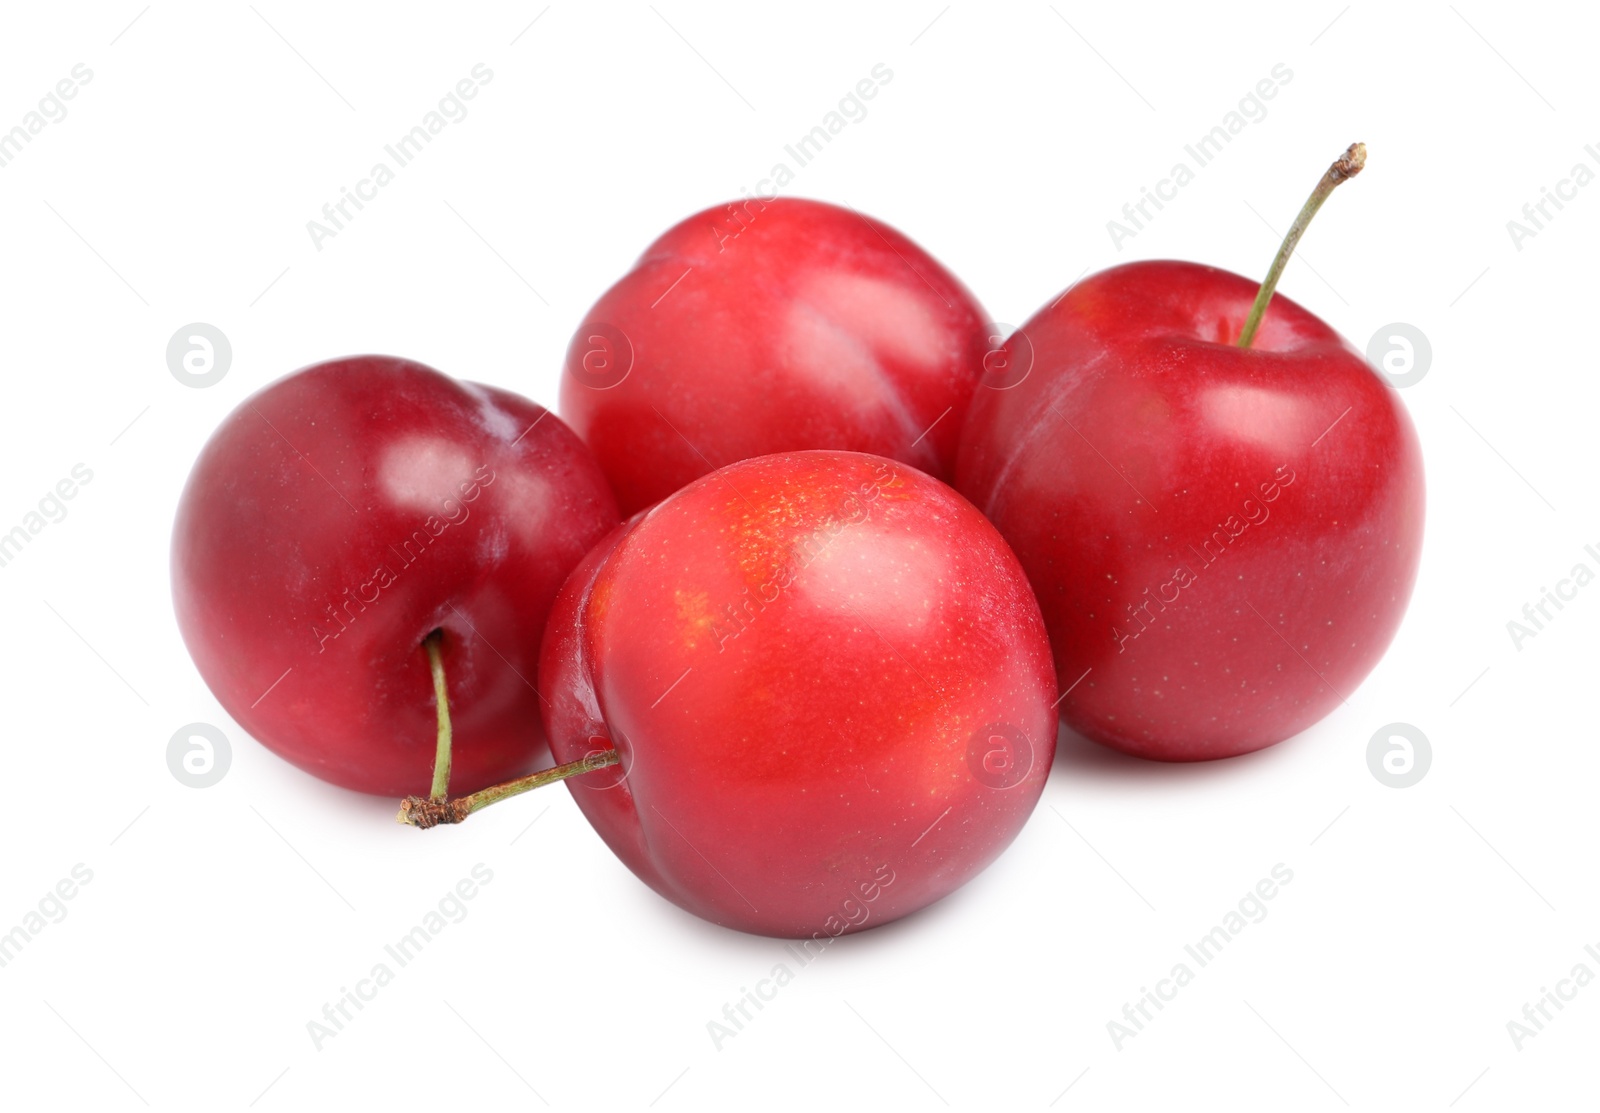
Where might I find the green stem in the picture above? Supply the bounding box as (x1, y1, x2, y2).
(424, 630, 452, 802)
(1237, 142, 1367, 349)
(397, 750, 620, 829)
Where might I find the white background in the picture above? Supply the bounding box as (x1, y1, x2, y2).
(0, 2, 1593, 1109)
